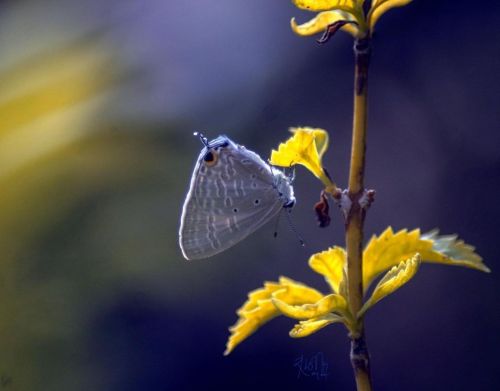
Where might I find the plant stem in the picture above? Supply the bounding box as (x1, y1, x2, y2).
(345, 37, 373, 391)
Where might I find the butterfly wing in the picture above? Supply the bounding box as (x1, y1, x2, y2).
(179, 138, 288, 260)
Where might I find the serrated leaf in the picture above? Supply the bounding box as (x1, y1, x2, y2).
(363, 227, 422, 291)
(358, 254, 420, 317)
(225, 283, 284, 355)
(289, 314, 344, 338)
(362, 227, 489, 293)
(308, 246, 346, 294)
(225, 277, 323, 355)
(420, 230, 490, 273)
(272, 293, 347, 319)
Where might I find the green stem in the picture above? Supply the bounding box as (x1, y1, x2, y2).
(346, 37, 373, 391)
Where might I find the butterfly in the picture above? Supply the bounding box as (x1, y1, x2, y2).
(179, 134, 295, 260)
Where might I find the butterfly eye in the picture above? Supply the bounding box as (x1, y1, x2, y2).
(203, 150, 218, 167)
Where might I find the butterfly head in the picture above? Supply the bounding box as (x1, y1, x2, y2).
(195, 134, 236, 168)
(272, 168, 296, 209)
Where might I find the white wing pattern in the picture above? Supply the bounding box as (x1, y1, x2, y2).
(179, 136, 295, 260)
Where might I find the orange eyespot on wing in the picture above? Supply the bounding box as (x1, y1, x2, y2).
(203, 150, 218, 167)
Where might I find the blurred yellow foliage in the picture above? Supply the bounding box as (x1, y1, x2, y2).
(0, 8, 174, 389)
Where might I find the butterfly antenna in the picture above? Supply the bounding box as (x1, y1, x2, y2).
(285, 209, 305, 247)
(193, 132, 209, 148)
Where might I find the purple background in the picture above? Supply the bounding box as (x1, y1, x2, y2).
(0, 0, 498, 390)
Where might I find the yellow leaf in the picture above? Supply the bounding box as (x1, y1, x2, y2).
(270, 127, 333, 186)
(308, 246, 346, 294)
(358, 254, 420, 317)
(237, 282, 283, 313)
(420, 230, 490, 273)
(368, 0, 413, 30)
(225, 300, 278, 355)
(362, 227, 490, 292)
(340, 21, 361, 38)
(292, 0, 359, 13)
(289, 314, 344, 338)
(291, 11, 359, 38)
(277, 276, 325, 303)
(363, 227, 421, 290)
(225, 283, 284, 355)
(272, 293, 347, 319)
(339, 267, 348, 300)
(225, 277, 323, 355)
(292, 127, 329, 159)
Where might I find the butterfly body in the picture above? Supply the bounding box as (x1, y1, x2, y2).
(179, 135, 295, 260)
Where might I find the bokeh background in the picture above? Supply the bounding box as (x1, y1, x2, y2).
(0, 0, 499, 390)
